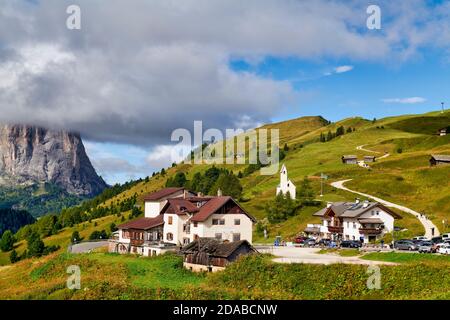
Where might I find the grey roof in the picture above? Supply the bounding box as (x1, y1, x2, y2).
(364, 155, 376, 159)
(431, 155, 450, 162)
(313, 201, 401, 219)
(304, 227, 320, 233)
(342, 155, 357, 159)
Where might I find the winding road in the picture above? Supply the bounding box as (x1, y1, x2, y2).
(356, 144, 391, 160)
(331, 179, 440, 239)
(69, 240, 109, 253)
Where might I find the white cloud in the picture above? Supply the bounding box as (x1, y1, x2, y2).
(334, 65, 354, 74)
(381, 97, 427, 104)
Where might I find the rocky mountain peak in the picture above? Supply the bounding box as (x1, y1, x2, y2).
(0, 124, 107, 196)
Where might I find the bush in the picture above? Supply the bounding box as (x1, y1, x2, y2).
(397, 148, 403, 154)
(89, 230, 108, 240)
(0, 230, 15, 252)
(9, 249, 20, 264)
(71, 231, 81, 244)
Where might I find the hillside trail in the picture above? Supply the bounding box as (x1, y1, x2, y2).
(356, 144, 390, 159)
(331, 179, 440, 239)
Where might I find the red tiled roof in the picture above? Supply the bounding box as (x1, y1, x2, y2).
(118, 214, 164, 230)
(163, 198, 200, 215)
(188, 196, 256, 222)
(142, 187, 185, 201)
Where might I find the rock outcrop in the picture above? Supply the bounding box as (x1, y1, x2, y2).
(0, 124, 107, 196)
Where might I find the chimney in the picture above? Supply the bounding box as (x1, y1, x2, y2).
(217, 188, 222, 197)
(183, 190, 187, 199)
(355, 198, 360, 204)
(326, 202, 332, 208)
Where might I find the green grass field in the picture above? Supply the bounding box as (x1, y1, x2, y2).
(1, 252, 449, 300)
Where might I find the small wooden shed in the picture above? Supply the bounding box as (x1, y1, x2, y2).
(181, 238, 257, 272)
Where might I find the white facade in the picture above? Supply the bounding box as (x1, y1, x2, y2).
(318, 202, 397, 244)
(191, 213, 253, 243)
(276, 164, 296, 199)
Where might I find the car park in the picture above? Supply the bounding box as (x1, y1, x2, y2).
(431, 236, 442, 244)
(294, 236, 308, 244)
(394, 240, 417, 251)
(317, 239, 331, 247)
(442, 233, 450, 241)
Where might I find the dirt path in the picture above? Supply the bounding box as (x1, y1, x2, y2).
(331, 179, 440, 239)
(356, 144, 390, 159)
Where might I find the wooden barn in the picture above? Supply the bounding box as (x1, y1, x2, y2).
(364, 155, 376, 162)
(430, 154, 450, 166)
(341, 155, 358, 164)
(181, 238, 257, 272)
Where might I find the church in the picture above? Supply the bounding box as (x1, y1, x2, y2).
(276, 164, 296, 199)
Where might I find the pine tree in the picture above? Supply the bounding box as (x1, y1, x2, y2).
(0, 230, 15, 252)
(9, 249, 19, 264)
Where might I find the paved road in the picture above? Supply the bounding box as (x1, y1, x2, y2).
(69, 241, 109, 253)
(255, 246, 396, 265)
(331, 179, 440, 239)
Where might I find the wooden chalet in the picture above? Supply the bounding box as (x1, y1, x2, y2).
(430, 154, 450, 166)
(180, 238, 257, 272)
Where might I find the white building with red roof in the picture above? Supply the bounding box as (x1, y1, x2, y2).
(109, 188, 256, 256)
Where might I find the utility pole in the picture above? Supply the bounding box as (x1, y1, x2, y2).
(320, 173, 328, 197)
(442, 102, 445, 113)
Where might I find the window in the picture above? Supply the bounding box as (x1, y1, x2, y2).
(376, 211, 380, 215)
(193, 222, 198, 227)
(166, 233, 173, 241)
(212, 219, 225, 225)
(233, 233, 241, 242)
(183, 238, 190, 245)
(234, 219, 241, 225)
(347, 222, 350, 228)
(215, 233, 222, 240)
(353, 222, 357, 229)
(168, 216, 173, 225)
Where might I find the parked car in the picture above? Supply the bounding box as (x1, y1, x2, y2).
(418, 241, 433, 253)
(431, 236, 442, 244)
(437, 243, 450, 255)
(317, 239, 331, 247)
(294, 236, 308, 244)
(303, 238, 316, 247)
(412, 236, 428, 241)
(340, 240, 362, 248)
(394, 240, 417, 251)
(442, 233, 450, 241)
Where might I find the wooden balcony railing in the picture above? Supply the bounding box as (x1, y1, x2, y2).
(327, 225, 343, 233)
(359, 228, 383, 235)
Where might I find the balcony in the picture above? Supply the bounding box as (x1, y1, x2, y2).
(130, 239, 144, 246)
(327, 225, 343, 233)
(359, 228, 383, 235)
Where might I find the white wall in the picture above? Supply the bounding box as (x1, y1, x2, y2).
(359, 208, 395, 232)
(342, 218, 361, 240)
(192, 213, 253, 243)
(145, 201, 166, 218)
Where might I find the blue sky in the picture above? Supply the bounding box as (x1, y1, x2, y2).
(2, 0, 450, 184)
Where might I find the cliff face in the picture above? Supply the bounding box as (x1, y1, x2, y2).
(0, 124, 107, 196)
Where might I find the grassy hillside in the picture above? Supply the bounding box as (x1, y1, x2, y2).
(1, 110, 448, 262)
(1, 252, 449, 299)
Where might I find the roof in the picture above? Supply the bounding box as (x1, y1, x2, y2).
(118, 214, 164, 230)
(342, 155, 357, 159)
(142, 188, 185, 201)
(313, 201, 402, 219)
(364, 155, 376, 159)
(304, 226, 320, 233)
(163, 198, 199, 215)
(359, 218, 384, 224)
(431, 154, 450, 162)
(189, 196, 256, 222)
(181, 238, 256, 258)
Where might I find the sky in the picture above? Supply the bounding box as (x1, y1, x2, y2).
(1, 0, 450, 184)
